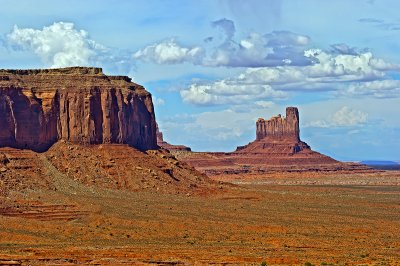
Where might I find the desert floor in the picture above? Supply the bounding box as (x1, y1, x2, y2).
(1, 171, 399, 265)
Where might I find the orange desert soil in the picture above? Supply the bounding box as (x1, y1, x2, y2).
(0, 143, 399, 265)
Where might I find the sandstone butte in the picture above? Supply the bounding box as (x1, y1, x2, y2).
(174, 107, 371, 175)
(0, 68, 396, 266)
(0, 67, 157, 152)
(0, 67, 217, 198)
(0, 67, 369, 176)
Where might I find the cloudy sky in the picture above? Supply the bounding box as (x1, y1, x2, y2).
(1, 0, 399, 161)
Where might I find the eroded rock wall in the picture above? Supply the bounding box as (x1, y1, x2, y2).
(0, 67, 157, 151)
(256, 107, 300, 142)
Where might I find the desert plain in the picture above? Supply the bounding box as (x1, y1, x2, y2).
(0, 144, 399, 265)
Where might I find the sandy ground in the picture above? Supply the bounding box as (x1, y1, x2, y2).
(0, 170, 399, 265)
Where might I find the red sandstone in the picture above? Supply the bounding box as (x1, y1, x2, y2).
(0, 67, 157, 151)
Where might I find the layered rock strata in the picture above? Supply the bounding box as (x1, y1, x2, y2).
(174, 107, 371, 175)
(236, 107, 313, 156)
(0, 67, 157, 151)
(256, 107, 300, 142)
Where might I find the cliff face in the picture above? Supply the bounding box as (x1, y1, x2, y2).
(0, 67, 157, 151)
(256, 107, 300, 142)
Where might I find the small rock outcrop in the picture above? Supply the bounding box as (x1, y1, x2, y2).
(0, 67, 157, 151)
(156, 124, 191, 152)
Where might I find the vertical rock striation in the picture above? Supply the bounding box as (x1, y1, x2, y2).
(235, 106, 311, 155)
(0, 67, 157, 151)
(256, 107, 300, 142)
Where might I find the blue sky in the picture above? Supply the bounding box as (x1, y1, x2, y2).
(0, 0, 399, 161)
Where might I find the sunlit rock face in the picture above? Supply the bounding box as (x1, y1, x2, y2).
(236, 107, 311, 155)
(256, 107, 300, 142)
(0, 67, 157, 151)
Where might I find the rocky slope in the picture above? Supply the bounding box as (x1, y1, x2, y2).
(0, 67, 157, 151)
(0, 67, 223, 198)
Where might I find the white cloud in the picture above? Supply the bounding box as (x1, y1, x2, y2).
(204, 24, 312, 67)
(332, 106, 368, 126)
(181, 48, 399, 106)
(343, 80, 400, 98)
(301, 49, 396, 82)
(133, 39, 204, 64)
(133, 19, 312, 68)
(132, 17, 400, 79)
(255, 100, 274, 108)
(212, 18, 235, 40)
(8, 22, 105, 68)
(307, 106, 368, 128)
(180, 80, 286, 105)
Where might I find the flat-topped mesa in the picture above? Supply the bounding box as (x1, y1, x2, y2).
(0, 67, 157, 151)
(0, 66, 104, 76)
(256, 107, 300, 142)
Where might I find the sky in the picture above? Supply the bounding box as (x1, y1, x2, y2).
(0, 0, 399, 161)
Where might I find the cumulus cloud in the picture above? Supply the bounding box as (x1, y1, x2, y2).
(205, 19, 312, 67)
(7, 22, 108, 68)
(180, 80, 286, 105)
(181, 47, 399, 106)
(133, 18, 311, 68)
(342, 80, 400, 98)
(212, 18, 235, 40)
(255, 100, 274, 108)
(307, 106, 368, 128)
(133, 39, 204, 64)
(330, 43, 360, 55)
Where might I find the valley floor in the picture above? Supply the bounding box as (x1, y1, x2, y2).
(0, 170, 399, 265)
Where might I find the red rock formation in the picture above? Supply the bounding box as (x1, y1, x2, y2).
(236, 107, 311, 155)
(173, 107, 371, 175)
(156, 123, 191, 152)
(256, 107, 300, 142)
(0, 67, 157, 151)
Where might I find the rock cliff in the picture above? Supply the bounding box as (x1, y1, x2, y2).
(0, 67, 157, 151)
